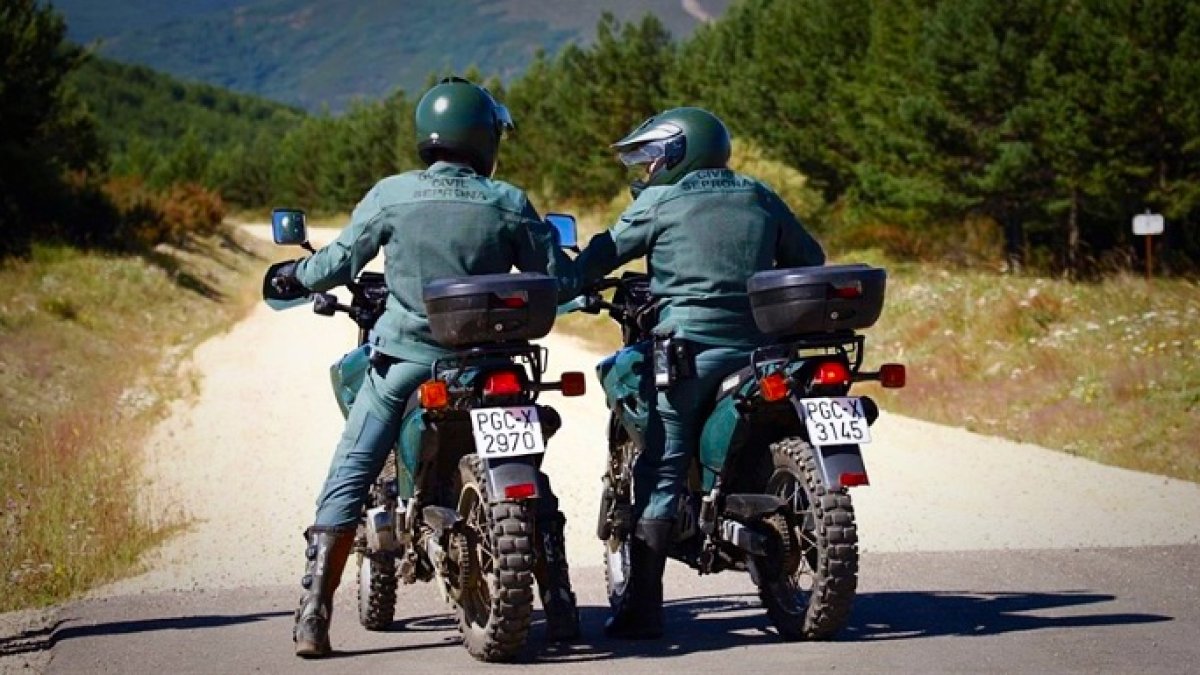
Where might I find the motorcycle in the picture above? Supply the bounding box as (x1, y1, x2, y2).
(573, 262, 904, 640)
(263, 209, 586, 661)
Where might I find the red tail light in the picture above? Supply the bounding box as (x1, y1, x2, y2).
(504, 482, 537, 499)
(812, 360, 851, 387)
(840, 471, 870, 488)
(559, 372, 586, 397)
(497, 294, 527, 308)
(760, 372, 790, 402)
(880, 363, 906, 388)
(484, 371, 523, 397)
(830, 283, 862, 299)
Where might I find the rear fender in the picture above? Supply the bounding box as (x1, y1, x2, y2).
(789, 395, 869, 491)
(808, 442, 868, 492)
(483, 458, 541, 502)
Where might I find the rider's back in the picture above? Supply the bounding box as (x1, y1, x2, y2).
(298, 160, 557, 362)
(623, 168, 824, 348)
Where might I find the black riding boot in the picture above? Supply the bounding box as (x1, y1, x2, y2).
(293, 525, 356, 658)
(536, 511, 580, 641)
(604, 518, 671, 640)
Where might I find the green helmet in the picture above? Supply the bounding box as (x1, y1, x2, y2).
(415, 77, 515, 176)
(612, 107, 732, 188)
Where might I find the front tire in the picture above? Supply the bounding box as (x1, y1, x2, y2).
(357, 551, 397, 630)
(601, 425, 636, 609)
(758, 438, 858, 640)
(455, 454, 536, 662)
(356, 454, 398, 630)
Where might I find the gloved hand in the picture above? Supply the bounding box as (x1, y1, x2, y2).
(262, 259, 309, 301)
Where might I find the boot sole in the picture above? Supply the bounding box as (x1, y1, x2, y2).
(294, 640, 331, 658)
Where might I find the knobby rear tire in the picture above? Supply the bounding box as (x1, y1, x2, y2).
(456, 454, 536, 662)
(760, 437, 859, 640)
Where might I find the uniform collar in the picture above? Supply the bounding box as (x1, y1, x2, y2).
(426, 161, 478, 176)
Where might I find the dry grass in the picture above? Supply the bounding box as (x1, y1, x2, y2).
(852, 251, 1200, 482)
(548, 196, 1199, 484)
(0, 229, 270, 611)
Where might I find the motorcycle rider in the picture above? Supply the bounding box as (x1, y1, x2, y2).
(268, 77, 580, 657)
(564, 108, 826, 639)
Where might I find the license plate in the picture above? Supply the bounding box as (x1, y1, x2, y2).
(469, 406, 546, 458)
(797, 397, 872, 446)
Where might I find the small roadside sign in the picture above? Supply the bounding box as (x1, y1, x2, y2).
(1132, 212, 1164, 279)
(1133, 213, 1164, 236)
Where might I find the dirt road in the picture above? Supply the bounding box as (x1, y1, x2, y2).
(6, 225, 1200, 673)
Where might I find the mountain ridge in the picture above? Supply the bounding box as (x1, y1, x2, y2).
(55, 0, 731, 111)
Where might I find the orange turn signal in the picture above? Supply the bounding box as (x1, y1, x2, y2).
(560, 372, 586, 397)
(760, 372, 790, 402)
(419, 380, 449, 409)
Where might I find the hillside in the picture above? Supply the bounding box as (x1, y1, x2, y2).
(56, 0, 731, 111)
(70, 57, 304, 158)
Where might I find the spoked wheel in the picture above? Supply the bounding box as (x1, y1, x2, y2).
(357, 454, 398, 630)
(601, 429, 636, 609)
(758, 437, 858, 640)
(454, 454, 535, 662)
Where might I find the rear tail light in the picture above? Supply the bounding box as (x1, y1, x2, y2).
(760, 372, 790, 402)
(484, 371, 523, 397)
(419, 380, 449, 409)
(504, 482, 537, 499)
(880, 363, 906, 388)
(830, 282, 862, 299)
(496, 293, 527, 309)
(840, 471, 870, 488)
(812, 360, 851, 387)
(559, 372, 586, 397)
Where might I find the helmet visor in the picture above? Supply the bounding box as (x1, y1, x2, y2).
(618, 139, 668, 168)
(495, 103, 515, 137)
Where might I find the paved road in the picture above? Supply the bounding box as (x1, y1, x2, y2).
(43, 546, 1200, 673)
(7, 224, 1199, 673)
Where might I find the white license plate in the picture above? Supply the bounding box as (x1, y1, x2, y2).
(469, 406, 546, 459)
(798, 397, 872, 446)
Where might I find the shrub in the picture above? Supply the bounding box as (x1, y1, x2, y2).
(159, 183, 226, 243)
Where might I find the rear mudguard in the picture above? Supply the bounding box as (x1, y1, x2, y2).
(482, 459, 542, 502)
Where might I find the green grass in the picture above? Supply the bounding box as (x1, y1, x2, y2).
(0, 229, 270, 611)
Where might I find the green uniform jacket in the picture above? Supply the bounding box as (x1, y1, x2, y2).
(569, 168, 826, 348)
(294, 161, 570, 362)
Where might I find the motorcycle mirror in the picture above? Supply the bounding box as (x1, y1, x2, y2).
(545, 212, 578, 249)
(271, 208, 309, 247)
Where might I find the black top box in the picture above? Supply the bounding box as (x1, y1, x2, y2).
(423, 273, 557, 347)
(747, 264, 886, 336)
